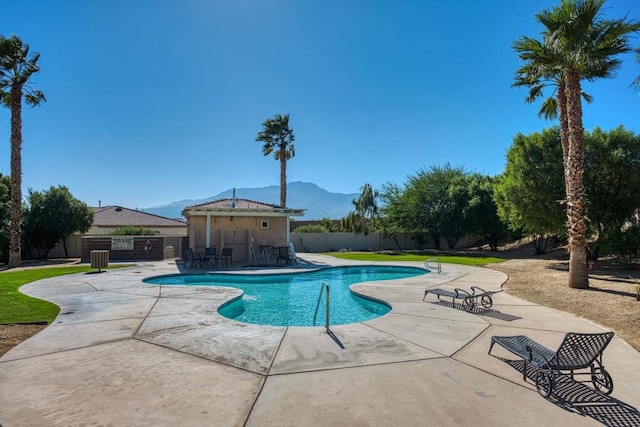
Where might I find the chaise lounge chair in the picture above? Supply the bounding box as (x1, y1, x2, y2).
(423, 286, 502, 311)
(488, 331, 615, 397)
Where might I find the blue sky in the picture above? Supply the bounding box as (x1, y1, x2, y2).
(1, 0, 639, 209)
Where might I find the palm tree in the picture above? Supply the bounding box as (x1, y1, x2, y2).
(0, 35, 46, 267)
(512, 44, 595, 163)
(255, 113, 295, 207)
(513, 30, 594, 222)
(353, 183, 379, 235)
(514, 0, 640, 288)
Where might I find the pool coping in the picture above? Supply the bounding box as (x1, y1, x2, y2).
(143, 264, 428, 327)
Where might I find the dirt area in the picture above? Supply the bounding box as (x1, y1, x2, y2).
(1, 249, 639, 357)
(0, 324, 47, 356)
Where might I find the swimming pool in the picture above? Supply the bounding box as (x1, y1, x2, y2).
(144, 266, 428, 326)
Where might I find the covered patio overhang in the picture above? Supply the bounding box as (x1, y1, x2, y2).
(182, 199, 305, 264)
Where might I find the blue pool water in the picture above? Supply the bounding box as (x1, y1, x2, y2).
(144, 266, 428, 326)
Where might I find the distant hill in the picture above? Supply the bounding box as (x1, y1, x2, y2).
(143, 181, 359, 220)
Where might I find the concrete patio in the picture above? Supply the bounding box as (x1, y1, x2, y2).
(1, 254, 639, 426)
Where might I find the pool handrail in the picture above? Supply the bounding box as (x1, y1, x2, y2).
(250, 247, 257, 267)
(313, 282, 331, 333)
(425, 257, 442, 274)
(261, 246, 271, 267)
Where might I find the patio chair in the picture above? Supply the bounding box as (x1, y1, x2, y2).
(220, 247, 232, 267)
(183, 248, 196, 268)
(489, 331, 615, 397)
(277, 246, 295, 266)
(203, 247, 217, 267)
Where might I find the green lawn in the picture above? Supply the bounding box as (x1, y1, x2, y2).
(0, 266, 98, 324)
(323, 251, 503, 266)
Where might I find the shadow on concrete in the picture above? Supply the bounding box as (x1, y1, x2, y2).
(496, 358, 640, 427)
(327, 329, 345, 349)
(426, 301, 522, 321)
(173, 258, 327, 274)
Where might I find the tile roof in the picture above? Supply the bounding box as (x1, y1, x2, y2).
(92, 206, 186, 227)
(186, 198, 282, 210)
(182, 198, 305, 217)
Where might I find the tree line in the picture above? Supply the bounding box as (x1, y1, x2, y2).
(0, 180, 93, 262)
(338, 125, 640, 258)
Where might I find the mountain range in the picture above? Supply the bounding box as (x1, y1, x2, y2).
(143, 181, 359, 220)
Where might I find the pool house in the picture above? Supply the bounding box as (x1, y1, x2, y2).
(182, 198, 305, 265)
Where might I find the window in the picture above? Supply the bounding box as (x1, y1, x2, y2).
(261, 221, 269, 229)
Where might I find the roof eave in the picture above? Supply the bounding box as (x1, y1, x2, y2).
(183, 207, 305, 217)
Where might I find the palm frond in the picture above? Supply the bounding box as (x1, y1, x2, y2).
(255, 113, 295, 160)
(539, 96, 558, 120)
(24, 91, 45, 107)
(0, 34, 45, 104)
(526, 84, 546, 103)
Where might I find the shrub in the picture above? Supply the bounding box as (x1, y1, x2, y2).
(109, 226, 157, 236)
(599, 222, 640, 269)
(293, 224, 330, 233)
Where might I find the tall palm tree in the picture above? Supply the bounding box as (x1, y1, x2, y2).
(255, 113, 295, 207)
(512, 44, 594, 163)
(0, 35, 46, 267)
(514, 0, 640, 288)
(513, 33, 594, 219)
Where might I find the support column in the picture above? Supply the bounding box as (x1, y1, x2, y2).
(285, 214, 290, 245)
(206, 212, 211, 248)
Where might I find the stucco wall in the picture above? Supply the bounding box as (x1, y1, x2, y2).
(46, 233, 84, 258)
(289, 233, 419, 252)
(289, 232, 482, 252)
(80, 236, 186, 262)
(187, 215, 289, 264)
